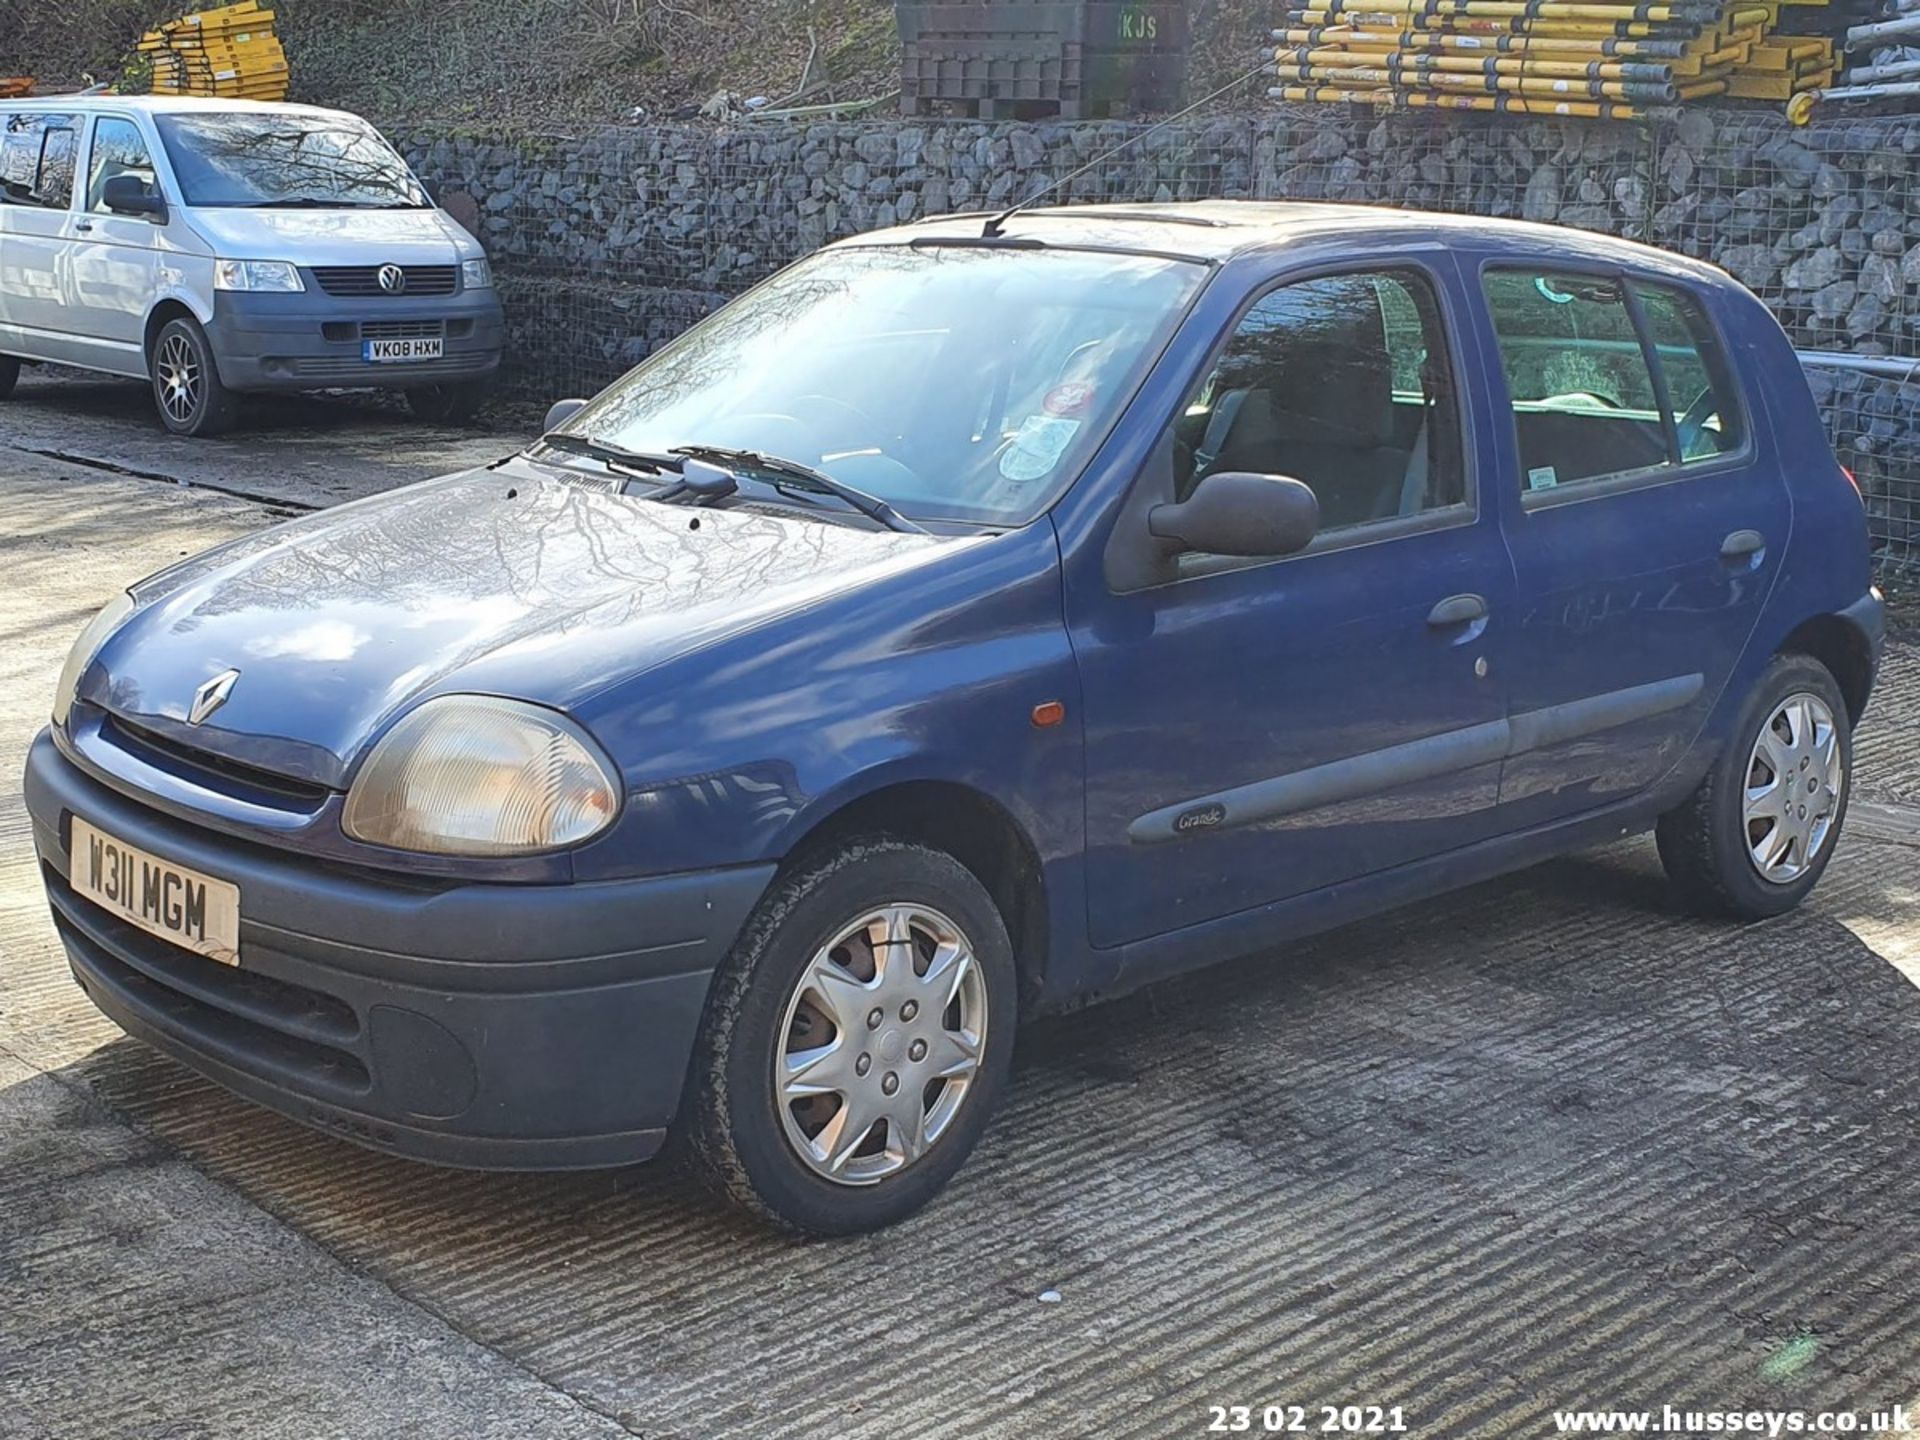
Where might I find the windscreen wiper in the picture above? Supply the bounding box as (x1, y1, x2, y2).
(533, 431, 679, 481)
(671, 444, 926, 534)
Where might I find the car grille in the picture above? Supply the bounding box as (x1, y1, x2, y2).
(288, 354, 487, 380)
(318, 319, 474, 343)
(358, 319, 445, 341)
(311, 264, 458, 297)
(102, 714, 331, 810)
(46, 861, 371, 1097)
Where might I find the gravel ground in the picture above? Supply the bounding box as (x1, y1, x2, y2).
(2, 395, 1916, 1440)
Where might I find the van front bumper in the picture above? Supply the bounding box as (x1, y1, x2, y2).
(206, 285, 504, 393)
(23, 728, 772, 1169)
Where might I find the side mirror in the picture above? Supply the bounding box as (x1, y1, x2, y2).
(101, 174, 166, 221)
(1148, 471, 1319, 558)
(543, 398, 589, 432)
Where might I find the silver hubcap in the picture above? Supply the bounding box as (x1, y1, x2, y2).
(1744, 691, 1843, 885)
(775, 903, 986, 1186)
(156, 334, 200, 424)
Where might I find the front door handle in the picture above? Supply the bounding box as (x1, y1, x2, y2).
(1427, 593, 1489, 628)
(72, 219, 93, 234)
(1721, 529, 1765, 559)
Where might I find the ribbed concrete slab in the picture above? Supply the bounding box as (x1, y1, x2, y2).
(1855, 635, 1919, 807)
(0, 1045, 636, 1440)
(12, 837, 1919, 1438)
(0, 369, 513, 509)
(4, 455, 1917, 1438)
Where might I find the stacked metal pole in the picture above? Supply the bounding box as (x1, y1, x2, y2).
(1271, 0, 1836, 115)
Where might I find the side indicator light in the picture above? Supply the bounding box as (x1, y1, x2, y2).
(1030, 700, 1066, 729)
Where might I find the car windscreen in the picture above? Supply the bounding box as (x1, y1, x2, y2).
(153, 111, 427, 208)
(550, 243, 1209, 527)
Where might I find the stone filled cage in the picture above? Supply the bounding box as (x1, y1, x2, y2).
(400, 108, 1920, 575)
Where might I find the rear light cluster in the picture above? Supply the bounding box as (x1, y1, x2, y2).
(1841, 465, 1863, 501)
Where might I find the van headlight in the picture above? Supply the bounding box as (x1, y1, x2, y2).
(461, 257, 492, 289)
(214, 260, 304, 292)
(343, 696, 621, 856)
(53, 592, 135, 728)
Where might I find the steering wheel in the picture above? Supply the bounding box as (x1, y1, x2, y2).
(1674, 387, 1718, 458)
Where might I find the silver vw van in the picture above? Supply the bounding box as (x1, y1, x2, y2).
(0, 96, 502, 435)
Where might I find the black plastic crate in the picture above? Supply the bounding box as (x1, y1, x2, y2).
(896, 2, 1189, 119)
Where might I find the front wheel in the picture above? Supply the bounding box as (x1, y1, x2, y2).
(1656, 653, 1851, 919)
(151, 316, 238, 437)
(404, 379, 490, 424)
(0, 354, 19, 399)
(686, 839, 1017, 1235)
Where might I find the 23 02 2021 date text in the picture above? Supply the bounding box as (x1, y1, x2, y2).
(1207, 1405, 1410, 1434)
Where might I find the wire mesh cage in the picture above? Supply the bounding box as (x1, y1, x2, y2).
(398, 106, 1920, 574)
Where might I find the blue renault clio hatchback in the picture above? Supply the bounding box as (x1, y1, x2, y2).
(27, 202, 1884, 1233)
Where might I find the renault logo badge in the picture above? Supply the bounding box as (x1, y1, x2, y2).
(377, 263, 406, 294)
(188, 669, 240, 726)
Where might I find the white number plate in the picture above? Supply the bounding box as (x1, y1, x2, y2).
(70, 816, 241, 966)
(363, 337, 444, 362)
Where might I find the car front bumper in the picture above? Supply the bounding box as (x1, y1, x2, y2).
(206, 285, 504, 393)
(23, 727, 772, 1169)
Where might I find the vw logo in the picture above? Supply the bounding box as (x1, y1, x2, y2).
(376, 263, 407, 294)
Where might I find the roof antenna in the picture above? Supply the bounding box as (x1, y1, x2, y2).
(980, 59, 1275, 239)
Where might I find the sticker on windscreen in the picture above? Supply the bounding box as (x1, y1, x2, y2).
(1000, 414, 1081, 483)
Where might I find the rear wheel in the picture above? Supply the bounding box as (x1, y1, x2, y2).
(405, 380, 489, 424)
(1656, 653, 1851, 919)
(150, 316, 238, 438)
(0, 354, 19, 399)
(686, 839, 1017, 1235)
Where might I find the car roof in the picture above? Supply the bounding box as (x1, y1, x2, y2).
(854, 199, 1729, 287)
(0, 94, 362, 122)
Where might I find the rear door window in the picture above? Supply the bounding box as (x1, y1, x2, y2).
(1483, 268, 1749, 498)
(1482, 270, 1669, 493)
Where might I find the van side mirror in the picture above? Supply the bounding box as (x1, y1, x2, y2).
(102, 174, 166, 221)
(1148, 471, 1319, 558)
(543, 398, 589, 433)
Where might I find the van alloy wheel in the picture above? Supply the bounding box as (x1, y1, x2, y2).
(774, 902, 987, 1185)
(156, 333, 202, 426)
(1743, 691, 1843, 884)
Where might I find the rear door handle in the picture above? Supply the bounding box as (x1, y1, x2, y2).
(1721, 529, 1765, 559)
(72, 220, 93, 234)
(1427, 593, 1488, 628)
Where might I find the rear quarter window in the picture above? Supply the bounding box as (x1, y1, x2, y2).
(0, 112, 79, 209)
(1635, 283, 1746, 462)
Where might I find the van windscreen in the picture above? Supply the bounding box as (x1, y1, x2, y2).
(154, 112, 427, 209)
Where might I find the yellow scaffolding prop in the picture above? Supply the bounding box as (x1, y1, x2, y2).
(1273, 0, 1827, 116)
(135, 1, 289, 101)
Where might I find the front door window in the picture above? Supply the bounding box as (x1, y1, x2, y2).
(1174, 268, 1466, 535)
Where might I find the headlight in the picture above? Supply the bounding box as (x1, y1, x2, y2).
(343, 696, 620, 856)
(53, 592, 135, 728)
(461, 257, 492, 289)
(214, 260, 304, 292)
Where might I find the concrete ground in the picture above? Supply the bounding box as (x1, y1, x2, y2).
(3, 373, 1918, 1440)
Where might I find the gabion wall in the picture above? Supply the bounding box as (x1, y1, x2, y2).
(396, 109, 1920, 573)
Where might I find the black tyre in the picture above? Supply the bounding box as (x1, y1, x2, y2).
(0, 354, 19, 399)
(686, 838, 1017, 1235)
(151, 316, 238, 437)
(1656, 653, 1852, 920)
(405, 380, 490, 424)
